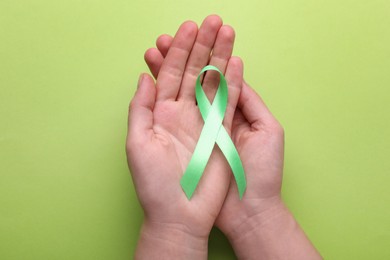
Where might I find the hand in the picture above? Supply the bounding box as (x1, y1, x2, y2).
(144, 22, 322, 259)
(127, 15, 241, 259)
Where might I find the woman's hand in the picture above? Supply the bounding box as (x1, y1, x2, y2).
(127, 15, 242, 259)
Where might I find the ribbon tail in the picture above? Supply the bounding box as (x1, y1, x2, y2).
(216, 128, 247, 199)
(180, 108, 224, 199)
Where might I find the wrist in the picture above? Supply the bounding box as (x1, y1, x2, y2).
(225, 201, 322, 259)
(135, 219, 208, 259)
(217, 196, 285, 240)
(224, 197, 287, 245)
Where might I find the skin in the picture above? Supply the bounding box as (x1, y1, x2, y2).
(128, 15, 322, 259)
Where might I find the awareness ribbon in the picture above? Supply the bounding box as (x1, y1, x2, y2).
(180, 65, 246, 199)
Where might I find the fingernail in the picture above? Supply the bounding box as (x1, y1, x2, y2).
(137, 74, 144, 89)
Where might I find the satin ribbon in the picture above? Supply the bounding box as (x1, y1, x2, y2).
(180, 65, 246, 199)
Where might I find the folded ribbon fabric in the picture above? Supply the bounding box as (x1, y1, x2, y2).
(180, 65, 247, 199)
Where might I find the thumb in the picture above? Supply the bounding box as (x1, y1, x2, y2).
(238, 81, 274, 126)
(223, 56, 243, 132)
(127, 73, 156, 143)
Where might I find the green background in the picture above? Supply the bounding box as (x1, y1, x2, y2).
(1, 0, 389, 259)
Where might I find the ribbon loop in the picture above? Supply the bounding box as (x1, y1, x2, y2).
(180, 65, 247, 199)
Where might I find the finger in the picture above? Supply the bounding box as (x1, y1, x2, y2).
(156, 34, 173, 57)
(177, 15, 223, 101)
(156, 21, 198, 102)
(231, 107, 252, 144)
(238, 81, 274, 127)
(144, 36, 173, 79)
(202, 25, 235, 100)
(144, 48, 164, 79)
(223, 56, 243, 132)
(128, 74, 156, 142)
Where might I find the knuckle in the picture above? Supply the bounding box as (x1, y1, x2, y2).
(185, 64, 200, 78)
(268, 120, 285, 137)
(125, 139, 132, 154)
(128, 99, 136, 113)
(126, 132, 142, 152)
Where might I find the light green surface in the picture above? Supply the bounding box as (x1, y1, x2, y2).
(0, 0, 389, 259)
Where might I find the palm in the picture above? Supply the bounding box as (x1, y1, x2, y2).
(141, 100, 230, 235)
(215, 103, 285, 233)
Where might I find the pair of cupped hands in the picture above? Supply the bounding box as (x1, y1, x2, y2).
(126, 15, 320, 259)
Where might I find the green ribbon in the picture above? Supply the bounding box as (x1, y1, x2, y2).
(180, 65, 246, 199)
